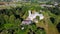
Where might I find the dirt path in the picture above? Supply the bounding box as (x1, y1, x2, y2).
(36, 12, 59, 34)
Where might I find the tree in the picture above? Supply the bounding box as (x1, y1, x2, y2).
(9, 15, 15, 23)
(4, 15, 9, 23)
(0, 14, 5, 29)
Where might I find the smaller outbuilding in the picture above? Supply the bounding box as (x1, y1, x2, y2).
(21, 20, 32, 25)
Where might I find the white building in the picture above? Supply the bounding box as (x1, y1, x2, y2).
(21, 10, 44, 25)
(54, 2, 58, 6)
(27, 10, 44, 20)
(40, 4, 53, 7)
